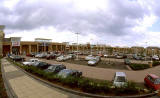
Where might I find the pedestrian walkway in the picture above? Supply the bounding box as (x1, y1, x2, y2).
(1, 58, 82, 98)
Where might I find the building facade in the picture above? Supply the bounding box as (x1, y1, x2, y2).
(1, 25, 160, 56)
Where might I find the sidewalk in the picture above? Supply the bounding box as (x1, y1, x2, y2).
(1, 58, 82, 98)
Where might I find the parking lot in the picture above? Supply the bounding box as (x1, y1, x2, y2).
(24, 56, 160, 83)
(79, 55, 150, 64)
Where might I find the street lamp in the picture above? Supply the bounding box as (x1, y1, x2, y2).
(75, 32, 80, 60)
(90, 39, 93, 56)
(145, 42, 147, 61)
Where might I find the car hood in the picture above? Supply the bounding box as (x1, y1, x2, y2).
(88, 60, 96, 64)
(113, 82, 126, 87)
(22, 62, 31, 65)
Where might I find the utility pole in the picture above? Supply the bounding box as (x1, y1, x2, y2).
(145, 42, 147, 61)
(75, 33, 80, 60)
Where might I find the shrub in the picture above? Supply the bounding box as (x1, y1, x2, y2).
(129, 63, 150, 70)
(78, 78, 111, 93)
(124, 81, 139, 94)
(113, 81, 139, 95)
(60, 76, 80, 88)
(152, 61, 160, 66)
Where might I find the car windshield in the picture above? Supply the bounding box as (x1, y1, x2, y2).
(154, 78, 160, 84)
(59, 70, 71, 77)
(116, 76, 126, 82)
(48, 66, 56, 70)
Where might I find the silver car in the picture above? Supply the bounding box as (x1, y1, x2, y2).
(113, 72, 127, 87)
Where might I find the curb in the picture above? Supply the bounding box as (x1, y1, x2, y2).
(1, 59, 18, 98)
(8, 59, 158, 98)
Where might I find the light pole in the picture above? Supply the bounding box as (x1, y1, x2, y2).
(75, 33, 80, 60)
(145, 42, 147, 61)
(90, 39, 93, 56)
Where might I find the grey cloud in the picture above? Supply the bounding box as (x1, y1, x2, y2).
(0, 0, 153, 37)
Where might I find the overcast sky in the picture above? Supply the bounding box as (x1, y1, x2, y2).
(1, 0, 160, 47)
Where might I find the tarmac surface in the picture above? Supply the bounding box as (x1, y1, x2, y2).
(25, 56, 160, 83)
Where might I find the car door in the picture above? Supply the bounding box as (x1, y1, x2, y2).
(146, 76, 155, 89)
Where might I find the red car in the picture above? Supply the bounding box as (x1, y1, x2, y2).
(144, 74, 160, 90)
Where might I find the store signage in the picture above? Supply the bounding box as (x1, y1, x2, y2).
(12, 42, 20, 46)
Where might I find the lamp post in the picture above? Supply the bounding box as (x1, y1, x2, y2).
(90, 39, 93, 56)
(145, 42, 147, 61)
(75, 33, 80, 60)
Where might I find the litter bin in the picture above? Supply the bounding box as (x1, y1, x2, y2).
(148, 61, 153, 68)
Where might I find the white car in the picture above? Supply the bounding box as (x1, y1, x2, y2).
(116, 55, 123, 59)
(152, 55, 159, 61)
(22, 59, 40, 66)
(113, 72, 127, 87)
(56, 56, 66, 62)
(104, 54, 108, 58)
(88, 59, 98, 66)
(88, 56, 101, 66)
(85, 55, 95, 61)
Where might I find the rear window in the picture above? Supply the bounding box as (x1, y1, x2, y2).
(154, 79, 160, 84)
(116, 76, 126, 82)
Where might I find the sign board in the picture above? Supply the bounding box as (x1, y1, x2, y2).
(11, 37, 21, 46)
(35, 38, 52, 42)
(12, 42, 20, 46)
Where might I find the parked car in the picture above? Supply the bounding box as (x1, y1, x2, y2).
(139, 56, 145, 60)
(22, 59, 40, 66)
(10, 55, 25, 61)
(56, 56, 66, 62)
(97, 54, 103, 57)
(113, 72, 127, 87)
(45, 64, 66, 73)
(58, 69, 82, 78)
(104, 54, 108, 58)
(35, 52, 48, 58)
(152, 55, 159, 61)
(26, 52, 36, 57)
(88, 59, 98, 66)
(33, 61, 51, 69)
(144, 74, 160, 90)
(85, 55, 95, 61)
(124, 58, 131, 65)
(67, 54, 76, 59)
(116, 55, 123, 59)
(46, 54, 56, 60)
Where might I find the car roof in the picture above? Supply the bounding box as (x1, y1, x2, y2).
(148, 74, 159, 79)
(60, 69, 72, 73)
(51, 64, 63, 66)
(30, 59, 38, 60)
(116, 72, 126, 77)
